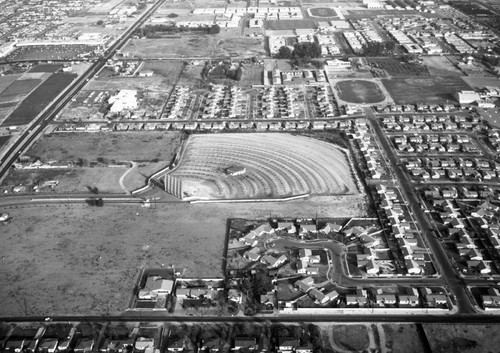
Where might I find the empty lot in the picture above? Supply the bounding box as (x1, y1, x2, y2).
(1, 132, 184, 193)
(0, 192, 366, 316)
(382, 76, 472, 104)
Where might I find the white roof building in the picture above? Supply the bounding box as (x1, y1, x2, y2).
(456, 90, 480, 104)
(109, 90, 138, 113)
(138, 276, 175, 299)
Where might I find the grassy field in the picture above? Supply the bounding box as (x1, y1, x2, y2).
(26, 131, 183, 165)
(0, 135, 10, 149)
(124, 30, 264, 60)
(2, 168, 126, 194)
(383, 324, 425, 353)
(2, 73, 77, 126)
(5, 131, 184, 192)
(212, 36, 266, 58)
(124, 36, 220, 59)
(335, 79, 386, 104)
(423, 324, 500, 353)
(307, 7, 339, 18)
(0, 103, 18, 124)
(318, 323, 371, 351)
(0, 203, 226, 316)
(461, 76, 500, 89)
(382, 76, 471, 104)
(0, 74, 21, 94)
(1, 132, 183, 193)
(422, 56, 462, 76)
(28, 64, 63, 73)
(0, 192, 366, 316)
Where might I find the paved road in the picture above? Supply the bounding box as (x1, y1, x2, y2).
(3, 313, 500, 323)
(365, 107, 477, 314)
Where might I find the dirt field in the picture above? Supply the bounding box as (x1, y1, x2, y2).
(0, 192, 366, 316)
(423, 324, 500, 353)
(167, 133, 359, 200)
(87, 64, 183, 92)
(2, 168, 126, 194)
(124, 29, 265, 60)
(382, 76, 472, 105)
(124, 36, 220, 59)
(26, 131, 182, 165)
(422, 56, 462, 76)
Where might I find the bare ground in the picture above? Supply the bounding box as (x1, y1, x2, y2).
(0, 193, 366, 317)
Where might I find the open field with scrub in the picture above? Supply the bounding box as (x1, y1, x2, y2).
(123, 29, 265, 59)
(0, 192, 366, 316)
(25, 132, 183, 164)
(2, 168, 127, 194)
(1, 132, 183, 194)
(423, 324, 500, 353)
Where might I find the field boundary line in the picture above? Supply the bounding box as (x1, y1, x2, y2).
(189, 193, 309, 204)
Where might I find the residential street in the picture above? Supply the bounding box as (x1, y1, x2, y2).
(364, 107, 477, 314)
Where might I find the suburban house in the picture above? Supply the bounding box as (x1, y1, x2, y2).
(294, 277, 315, 293)
(321, 222, 343, 233)
(260, 254, 287, 269)
(138, 276, 175, 300)
(346, 289, 368, 307)
(481, 288, 500, 310)
(166, 338, 188, 353)
(233, 337, 257, 351)
(277, 338, 299, 353)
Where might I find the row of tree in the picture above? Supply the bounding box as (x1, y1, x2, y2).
(135, 24, 220, 38)
(275, 42, 322, 60)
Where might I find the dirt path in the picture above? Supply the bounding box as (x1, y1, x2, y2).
(119, 162, 137, 194)
(376, 323, 388, 353)
(367, 324, 378, 351)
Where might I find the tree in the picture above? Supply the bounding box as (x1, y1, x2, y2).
(292, 42, 322, 59)
(234, 66, 243, 81)
(362, 42, 396, 57)
(96, 20, 104, 26)
(276, 46, 292, 59)
(209, 24, 220, 34)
